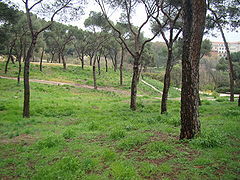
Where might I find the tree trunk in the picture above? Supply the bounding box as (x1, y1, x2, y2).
(97, 55, 101, 75)
(161, 47, 173, 114)
(114, 53, 117, 72)
(238, 94, 240, 106)
(17, 41, 23, 85)
(120, 46, 124, 85)
(40, 48, 44, 72)
(23, 36, 37, 118)
(104, 55, 108, 72)
(5, 39, 16, 74)
(218, 25, 235, 102)
(51, 52, 55, 63)
(90, 55, 93, 66)
(93, 55, 97, 89)
(61, 53, 66, 69)
(81, 53, 84, 69)
(180, 0, 206, 140)
(130, 55, 140, 111)
(58, 52, 61, 63)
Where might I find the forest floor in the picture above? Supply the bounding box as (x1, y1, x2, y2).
(0, 61, 240, 179)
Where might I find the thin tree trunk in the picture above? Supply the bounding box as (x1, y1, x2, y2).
(17, 41, 23, 85)
(23, 36, 37, 118)
(180, 0, 206, 140)
(161, 47, 173, 114)
(93, 55, 97, 89)
(97, 55, 101, 75)
(58, 52, 61, 63)
(238, 94, 240, 106)
(218, 25, 235, 102)
(90, 55, 93, 66)
(120, 46, 124, 85)
(104, 55, 108, 72)
(51, 52, 55, 63)
(40, 48, 44, 72)
(5, 39, 16, 74)
(81, 53, 84, 69)
(62, 53, 66, 69)
(114, 53, 117, 72)
(130, 55, 140, 111)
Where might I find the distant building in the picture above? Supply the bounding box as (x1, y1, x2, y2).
(211, 41, 240, 58)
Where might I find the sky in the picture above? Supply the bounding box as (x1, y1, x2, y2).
(13, 0, 240, 42)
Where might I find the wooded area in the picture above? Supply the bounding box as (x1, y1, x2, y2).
(0, 0, 239, 179)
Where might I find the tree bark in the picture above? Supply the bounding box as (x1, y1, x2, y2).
(97, 55, 101, 75)
(5, 39, 16, 74)
(130, 55, 140, 111)
(17, 40, 23, 85)
(218, 25, 235, 102)
(51, 51, 55, 63)
(23, 36, 37, 118)
(238, 94, 240, 106)
(93, 55, 97, 89)
(58, 52, 61, 63)
(40, 48, 44, 72)
(61, 53, 66, 69)
(161, 47, 173, 114)
(104, 55, 108, 72)
(81, 52, 84, 69)
(120, 46, 124, 85)
(180, 0, 206, 140)
(114, 52, 117, 72)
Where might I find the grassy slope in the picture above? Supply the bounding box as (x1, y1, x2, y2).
(0, 61, 180, 98)
(0, 77, 239, 179)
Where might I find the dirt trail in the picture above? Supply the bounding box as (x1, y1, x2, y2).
(0, 75, 132, 96)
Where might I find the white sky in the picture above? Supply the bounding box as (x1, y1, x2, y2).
(13, 0, 240, 42)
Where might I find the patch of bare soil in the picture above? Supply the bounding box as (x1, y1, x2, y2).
(0, 134, 36, 145)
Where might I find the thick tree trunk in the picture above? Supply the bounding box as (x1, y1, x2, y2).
(40, 48, 44, 72)
(218, 25, 235, 102)
(104, 55, 108, 72)
(120, 46, 124, 85)
(93, 55, 97, 89)
(130, 55, 140, 111)
(23, 37, 37, 118)
(180, 0, 206, 140)
(161, 48, 173, 114)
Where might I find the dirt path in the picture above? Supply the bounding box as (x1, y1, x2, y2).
(0, 76, 132, 96)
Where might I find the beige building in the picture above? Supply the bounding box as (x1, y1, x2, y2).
(211, 41, 240, 58)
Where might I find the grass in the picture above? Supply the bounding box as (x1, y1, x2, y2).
(0, 61, 240, 179)
(0, 60, 180, 98)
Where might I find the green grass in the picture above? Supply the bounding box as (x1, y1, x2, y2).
(0, 62, 239, 179)
(0, 60, 180, 98)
